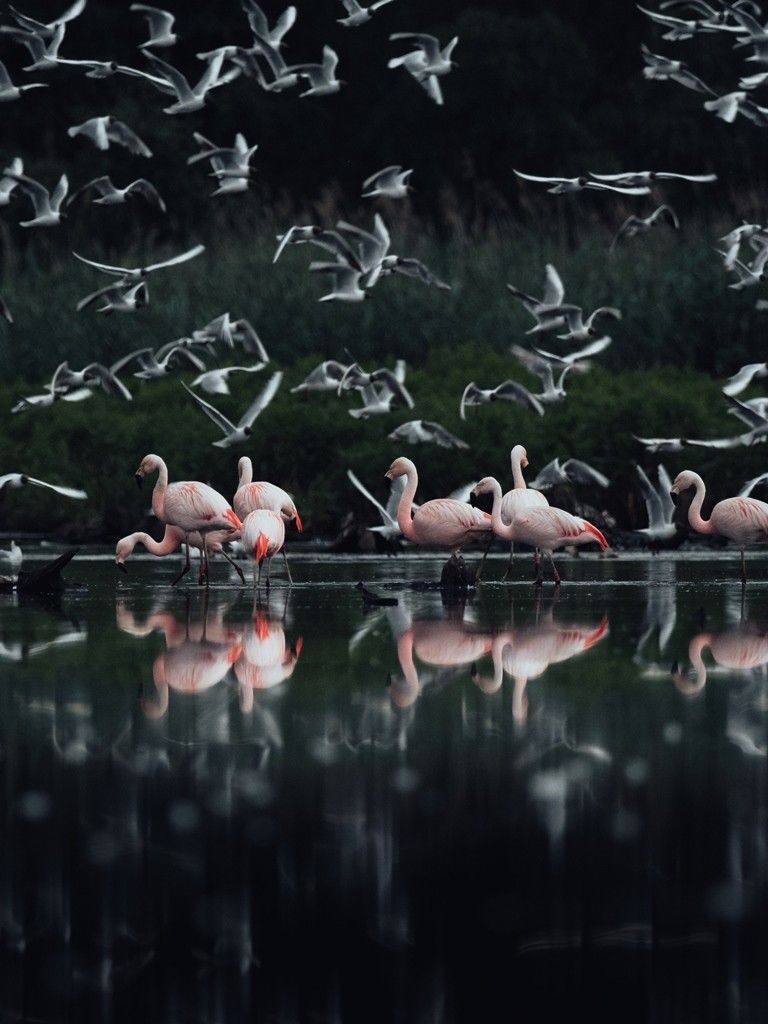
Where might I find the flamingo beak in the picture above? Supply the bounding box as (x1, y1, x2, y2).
(117, 562, 128, 574)
(135, 474, 143, 489)
(294, 513, 303, 533)
(385, 470, 394, 480)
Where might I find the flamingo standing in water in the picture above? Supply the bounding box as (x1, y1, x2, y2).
(241, 509, 287, 588)
(134, 453, 241, 586)
(671, 470, 768, 583)
(672, 627, 768, 696)
(234, 456, 302, 583)
(471, 476, 608, 585)
(384, 457, 492, 570)
(499, 445, 549, 579)
(115, 524, 245, 583)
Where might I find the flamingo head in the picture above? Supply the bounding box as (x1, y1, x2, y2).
(237, 455, 253, 486)
(385, 456, 414, 481)
(115, 538, 132, 571)
(135, 453, 162, 487)
(471, 476, 501, 500)
(511, 444, 528, 469)
(670, 470, 698, 496)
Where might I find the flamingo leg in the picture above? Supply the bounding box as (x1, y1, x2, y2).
(476, 533, 495, 581)
(219, 546, 245, 584)
(548, 551, 561, 587)
(741, 548, 747, 586)
(171, 540, 191, 587)
(257, 558, 263, 590)
(202, 538, 210, 588)
(282, 548, 293, 586)
(502, 542, 515, 581)
(266, 557, 272, 590)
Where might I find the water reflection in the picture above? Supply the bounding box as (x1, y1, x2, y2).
(0, 561, 768, 1018)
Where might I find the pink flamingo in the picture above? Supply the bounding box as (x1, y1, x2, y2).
(497, 445, 549, 579)
(671, 470, 768, 583)
(384, 457, 492, 570)
(234, 456, 302, 583)
(235, 610, 303, 711)
(134, 453, 242, 586)
(672, 627, 768, 696)
(472, 476, 609, 585)
(241, 509, 287, 588)
(393, 617, 493, 708)
(115, 525, 245, 583)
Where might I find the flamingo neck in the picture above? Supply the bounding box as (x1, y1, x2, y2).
(488, 479, 514, 539)
(687, 474, 714, 534)
(510, 450, 527, 490)
(151, 458, 169, 520)
(677, 634, 712, 695)
(238, 457, 253, 487)
(393, 629, 420, 707)
(395, 466, 419, 540)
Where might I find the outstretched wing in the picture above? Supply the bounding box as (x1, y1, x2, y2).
(181, 380, 237, 435)
(238, 370, 283, 428)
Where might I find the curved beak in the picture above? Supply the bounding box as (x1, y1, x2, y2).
(385, 470, 394, 480)
(294, 514, 303, 533)
(522, 458, 529, 468)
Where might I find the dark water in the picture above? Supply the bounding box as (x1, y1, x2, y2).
(1, 550, 768, 1022)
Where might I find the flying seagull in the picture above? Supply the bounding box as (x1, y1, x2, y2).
(4, 170, 68, 227)
(72, 243, 204, 283)
(513, 170, 651, 195)
(130, 4, 177, 48)
(66, 176, 166, 212)
(67, 115, 152, 155)
(0, 472, 86, 499)
(362, 165, 413, 199)
(610, 205, 679, 250)
(635, 463, 678, 545)
(191, 364, 267, 396)
(527, 458, 610, 490)
(459, 380, 545, 420)
(338, 0, 397, 28)
(387, 419, 468, 449)
(182, 372, 283, 447)
(0, 56, 47, 100)
(291, 360, 349, 393)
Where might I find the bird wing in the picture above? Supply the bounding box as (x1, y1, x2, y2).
(535, 336, 612, 364)
(72, 251, 133, 277)
(106, 119, 152, 157)
(739, 471, 768, 497)
(649, 203, 680, 228)
(362, 165, 400, 190)
(418, 73, 443, 105)
(527, 459, 562, 490)
(510, 344, 554, 388)
(5, 171, 50, 214)
(372, 369, 414, 407)
(181, 381, 237, 435)
(655, 172, 717, 182)
(609, 215, 642, 250)
(459, 382, 481, 420)
(125, 178, 166, 212)
(272, 5, 297, 41)
(635, 463, 664, 529)
(389, 32, 440, 61)
(24, 476, 87, 499)
(55, 0, 87, 25)
(542, 264, 565, 306)
(513, 170, 566, 185)
(231, 319, 269, 360)
(50, 173, 68, 211)
(65, 175, 114, 206)
(76, 282, 123, 311)
(0, 295, 11, 324)
(109, 347, 152, 374)
(237, 371, 283, 428)
(724, 393, 768, 428)
(142, 51, 192, 99)
(492, 380, 546, 415)
(422, 420, 469, 449)
(144, 244, 205, 274)
(723, 362, 767, 396)
(347, 469, 396, 528)
(130, 4, 175, 34)
(562, 459, 610, 487)
(656, 464, 675, 521)
(166, 346, 206, 371)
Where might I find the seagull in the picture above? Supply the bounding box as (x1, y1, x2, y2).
(67, 116, 152, 156)
(704, 90, 768, 126)
(641, 44, 715, 93)
(76, 280, 148, 314)
(459, 380, 545, 420)
(0, 158, 23, 206)
(6, 0, 87, 40)
(130, 4, 177, 48)
(723, 248, 768, 289)
(723, 362, 768, 396)
(190, 364, 267, 396)
(242, 2, 297, 50)
(12, 363, 93, 413)
(287, 45, 343, 97)
(388, 419, 468, 450)
(362, 165, 413, 199)
(379, 255, 451, 290)
(246, 32, 299, 91)
(592, 171, 716, 187)
(635, 464, 678, 545)
(506, 263, 567, 333)
(0, 21, 66, 71)
(347, 381, 404, 419)
(513, 170, 651, 196)
(0, 57, 47, 100)
(511, 346, 582, 404)
(73, 243, 205, 283)
(291, 360, 349, 393)
(188, 132, 257, 195)
(532, 336, 613, 366)
(339, 361, 414, 408)
(387, 32, 455, 105)
(54, 359, 134, 400)
(719, 222, 765, 268)
(66, 176, 166, 212)
(347, 468, 409, 540)
(141, 50, 234, 114)
(527, 458, 610, 491)
(273, 224, 361, 268)
(0, 472, 86, 499)
(636, 4, 713, 39)
(131, 345, 206, 379)
(336, 214, 391, 284)
(687, 423, 768, 448)
(727, 394, 768, 424)
(551, 304, 623, 341)
(739, 471, 768, 497)
(338, 0, 396, 27)
(310, 262, 368, 302)
(5, 170, 67, 227)
(182, 372, 283, 447)
(632, 434, 686, 452)
(610, 205, 680, 249)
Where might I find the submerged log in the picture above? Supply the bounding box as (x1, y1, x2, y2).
(0, 547, 79, 594)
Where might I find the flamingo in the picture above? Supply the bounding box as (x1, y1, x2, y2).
(234, 609, 303, 711)
(241, 510, 287, 588)
(670, 470, 768, 583)
(115, 525, 245, 583)
(672, 627, 768, 696)
(471, 476, 609, 585)
(234, 456, 302, 583)
(384, 457, 492, 571)
(134, 453, 242, 586)
(499, 445, 549, 579)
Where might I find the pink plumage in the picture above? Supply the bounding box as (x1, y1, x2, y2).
(234, 456, 302, 530)
(241, 509, 286, 587)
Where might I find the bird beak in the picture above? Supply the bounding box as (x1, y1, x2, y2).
(294, 514, 303, 533)
(522, 458, 529, 468)
(117, 562, 128, 574)
(385, 470, 393, 480)
(135, 474, 143, 489)
(470, 488, 478, 500)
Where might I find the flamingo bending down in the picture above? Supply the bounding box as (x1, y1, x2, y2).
(672, 628, 768, 696)
(472, 476, 609, 585)
(115, 524, 245, 583)
(234, 456, 302, 584)
(242, 510, 287, 588)
(499, 444, 549, 579)
(384, 456, 492, 566)
(134, 453, 242, 586)
(671, 470, 768, 583)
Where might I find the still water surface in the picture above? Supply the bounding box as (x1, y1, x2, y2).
(1, 551, 768, 1022)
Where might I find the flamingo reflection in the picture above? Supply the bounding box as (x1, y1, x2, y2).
(235, 606, 303, 712)
(672, 626, 768, 697)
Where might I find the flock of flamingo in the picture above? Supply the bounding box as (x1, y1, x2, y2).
(113, 443, 768, 588)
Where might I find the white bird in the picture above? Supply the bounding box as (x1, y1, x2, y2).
(610, 205, 679, 249)
(131, 345, 206, 379)
(291, 360, 349, 393)
(687, 426, 768, 449)
(632, 434, 686, 452)
(182, 372, 283, 447)
(387, 419, 468, 450)
(636, 4, 717, 39)
(724, 248, 768, 289)
(287, 46, 343, 97)
(339, 360, 414, 408)
(513, 170, 650, 195)
(459, 380, 545, 420)
(188, 132, 257, 196)
(0, 57, 47, 100)
(387, 32, 456, 105)
(336, 214, 391, 284)
(704, 90, 768, 126)
(67, 115, 152, 156)
(66, 175, 166, 212)
(130, 4, 177, 47)
(727, 394, 768, 423)
(5, 170, 68, 227)
(347, 381, 402, 418)
(338, 0, 396, 27)
(73, 243, 204, 283)
(378, 255, 451, 290)
(362, 165, 413, 199)
(635, 464, 678, 545)
(141, 50, 233, 114)
(510, 346, 581, 404)
(11, 378, 92, 413)
(54, 358, 135, 400)
(0, 158, 23, 206)
(641, 44, 715, 93)
(739, 471, 768, 498)
(592, 170, 716, 187)
(76, 280, 149, 314)
(506, 263, 567, 333)
(719, 222, 766, 269)
(191, 364, 266, 396)
(243, 2, 297, 49)
(552, 304, 622, 341)
(532, 336, 613, 366)
(347, 468, 407, 539)
(0, 22, 65, 71)
(310, 262, 368, 302)
(527, 458, 610, 491)
(0, 541, 22, 571)
(6, 0, 86, 40)
(0, 473, 86, 501)
(723, 362, 768, 396)
(246, 32, 299, 91)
